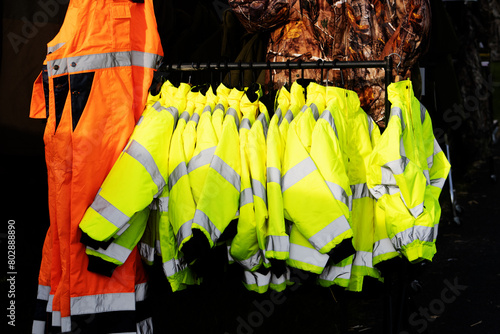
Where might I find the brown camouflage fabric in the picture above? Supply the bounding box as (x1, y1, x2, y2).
(228, 0, 431, 125)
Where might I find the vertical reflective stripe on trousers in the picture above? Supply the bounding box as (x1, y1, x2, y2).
(91, 192, 131, 229)
(265, 235, 289, 253)
(320, 109, 339, 139)
(136, 317, 154, 334)
(70, 292, 135, 315)
(188, 146, 216, 173)
(373, 238, 397, 259)
(210, 155, 241, 192)
(135, 283, 148, 302)
(352, 251, 373, 268)
(252, 178, 267, 204)
(32, 320, 45, 334)
(37, 285, 51, 300)
(319, 262, 352, 282)
(308, 215, 351, 252)
(193, 209, 222, 243)
(391, 224, 438, 250)
(289, 243, 329, 268)
(281, 157, 317, 192)
(126, 139, 166, 196)
(240, 188, 253, 207)
(163, 258, 186, 277)
(226, 108, 240, 128)
(325, 181, 349, 207)
(267, 167, 281, 185)
(168, 161, 188, 191)
(176, 220, 193, 247)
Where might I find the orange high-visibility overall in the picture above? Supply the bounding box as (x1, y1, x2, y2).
(30, 0, 163, 332)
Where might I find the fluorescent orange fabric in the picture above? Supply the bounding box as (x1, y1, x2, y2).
(30, 0, 163, 332)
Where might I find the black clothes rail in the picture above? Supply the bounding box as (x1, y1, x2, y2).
(157, 56, 394, 119)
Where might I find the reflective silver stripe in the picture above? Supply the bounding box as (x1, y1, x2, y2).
(252, 178, 267, 203)
(136, 317, 153, 334)
(320, 109, 338, 139)
(37, 285, 51, 300)
(389, 106, 405, 130)
(256, 113, 268, 137)
(32, 320, 45, 334)
(308, 215, 351, 251)
(309, 103, 320, 120)
(367, 114, 374, 138)
(46, 294, 53, 312)
(71, 292, 135, 315)
(188, 146, 216, 173)
(240, 188, 253, 207)
(420, 103, 427, 123)
(163, 258, 186, 277)
(91, 242, 131, 264)
(158, 196, 169, 213)
(136, 116, 144, 126)
(91, 192, 130, 229)
(430, 177, 446, 189)
(300, 105, 309, 113)
(179, 111, 190, 122)
(176, 220, 193, 247)
(214, 103, 225, 112)
(139, 242, 155, 264)
(383, 156, 409, 175)
(274, 108, 283, 121)
(203, 105, 212, 113)
(47, 42, 65, 54)
(289, 243, 329, 268)
(237, 251, 262, 270)
(226, 108, 240, 128)
(240, 118, 251, 130)
(135, 283, 148, 302)
(211, 155, 241, 192)
(271, 269, 288, 286)
(115, 222, 131, 237)
(370, 184, 400, 199)
(193, 209, 222, 243)
(168, 161, 187, 191)
(190, 112, 200, 124)
(401, 195, 424, 218)
(423, 169, 431, 186)
(148, 198, 158, 211)
(319, 262, 352, 281)
(126, 139, 166, 195)
(428, 138, 444, 169)
(400, 137, 406, 159)
(282, 110, 293, 125)
(351, 183, 370, 200)
(373, 238, 397, 259)
(267, 167, 281, 184)
(265, 235, 289, 253)
(61, 316, 71, 333)
(391, 224, 438, 250)
(325, 181, 349, 207)
(52, 311, 60, 326)
(151, 103, 179, 124)
(244, 270, 271, 287)
(352, 250, 373, 268)
(48, 51, 162, 77)
(281, 157, 317, 192)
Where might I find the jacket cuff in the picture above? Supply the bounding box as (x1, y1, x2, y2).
(327, 237, 355, 265)
(87, 254, 118, 277)
(80, 230, 113, 250)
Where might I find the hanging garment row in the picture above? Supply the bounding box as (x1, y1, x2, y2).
(77, 78, 450, 295)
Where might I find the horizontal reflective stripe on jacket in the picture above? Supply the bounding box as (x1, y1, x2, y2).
(179, 111, 190, 123)
(243, 270, 271, 287)
(351, 183, 371, 200)
(237, 251, 262, 271)
(352, 250, 373, 268)
(240, 188, 253, 207)
(211, 155, 241, 192)
(308, 103, 320, 120)
(168, 161, 188, 191)
(319, 262, 352, 282)
(265, 235, 289, 253)
(188, 147, 216, 173)
(325, 181, 349, 207)
(430, 177, 447, 189)
(48, 50, 162, 77)
(308, 215, 351, 252)
(252, 178, 267, 203)
(267, 167, 281, 185)
(71, 291, 136, 315)
(319, 109, 339, 139)
(391, 224, 439, 250)
(189, 112, 200, 124)
(289, 243, 329, 269)
(193, 209, 222, 243)
(279, 109, 294, 125)
(373, 238, 397, 259)
(281, 157, 317, 192)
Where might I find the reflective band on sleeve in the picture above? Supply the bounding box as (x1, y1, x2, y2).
(126, 140, 166, 195)
(325, 181, 349, 206)
(162, 258, 186, 277)
(203, 105, 212, 113)
(281, 157, 317, 192)
(37, 284, 51, 300)
(319, 262, 352, 282)
(90, 242, 131, 264)
(267, 167, 281, 184)
(383, 156, 409, 175)
(214, 103, 225, 112)
(320, 110, 338, 139)
(135, 283, 148, 302)
(430, 177, 446, 189)
(46, 294, 53, 312)
(52, 311, 61, 326)
(226, 108, 240, 128)
(179, 111, 190, 122)
(71, 292, 135, 315)
(300, 105, 308, 113)
(91, 193, 131, 229)
(352, 250, 373, 268)
(176, 219, 193, 247)
(193, 209, 222, 243)
(351, 183, 370, 200)
(257, 113, 269, 137)
(237, 251, 262, 270)
(115, 222, 130, 237)
(373, 238, 397, 259)
(391, 224, 438, 250)
(308, 215, 351, 251)
(266, 235, 289, 253)
(240, 118, 251, 130)
(389, 106, 405, 130)
(61, 316, 72, 333)
(289, 243, 329, 268)
(188, 147, 216, 173)
(190, 112, 200, 124)
(240, 188, 253, 207)
(244, 270, 271, 287)
(366, 114, 374, 138)
(252, 179, 267, 203)
(420, 103, 427, 123)
(168, 161, 187, 191)
(32, 320, 45, 334)
(282, 110, 293, 124)
(211, 155, 241, 192)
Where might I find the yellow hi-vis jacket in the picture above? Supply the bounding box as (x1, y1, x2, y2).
(265, 87, 290, 261)
(367, 80, 451, 264)
(192, 88, 244, 248)
(212, 83, 231, 141)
